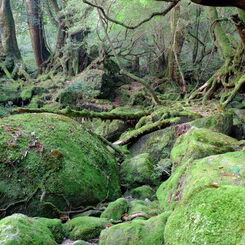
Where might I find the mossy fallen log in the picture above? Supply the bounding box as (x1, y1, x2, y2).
(12, 107, 150, 121)
(114, 117, 181, 146)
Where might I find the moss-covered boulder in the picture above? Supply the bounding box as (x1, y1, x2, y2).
(35, 218, 65, 243)
(120, 153, 159, 188)
(164, 186, 245, 245)
(157, 151, 245, 210)
(101, 198, 128, 221)
(128, 200, 160, 219)
(171, 128, 238, 164)
(95, 120, 129, 142)
(64, 216, 110, 240)
(59, 60, 124, 108)
(0, 113, 120, 217)
(128, 126, 177, 162)
(191, 112, 233, 135)
(99, 212, 171, 245)
(130, 185, 155, 200)
(0, 214, 57, 244)
(157, 150, 245, 244)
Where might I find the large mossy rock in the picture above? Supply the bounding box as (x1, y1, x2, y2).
(64, 216, 110, 240)
(171, 128, 238, 164)
(99, 212, 171, 245)
(59, 60, 124, 107)
(0, 113, 120, 217)
(0, 214, 57, 244)
(164, 185, 245, 245)
(120, 153, 159, 188)
(95, 120, 129, 142)
(191, 112, 233, 135)
(157, 151, 245, 210)
(157, 150, 245, 244)
(128, 126, 177, 162)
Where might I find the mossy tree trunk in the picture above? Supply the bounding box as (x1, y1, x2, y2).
(191, 7, 245, 107)
(167, 4, 186, 93)
(25, 0, 51, 68)
(0, 0, 21, 69)
(42, 0, 90, 78)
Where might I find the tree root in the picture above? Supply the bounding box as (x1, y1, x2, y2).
(221, 74, 245, 107)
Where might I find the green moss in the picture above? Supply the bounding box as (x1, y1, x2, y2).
(171, 128, 238, 164)
(120, 153, 159, 188)
(95, 120, 129, 142)
(100, 198, 128, 220)
(0, 80, 20, 103)
(129, 126, 177, 162)
(157, 151, 245, 211)
(128, 200, 160, 218)
(99, 212, 171, 245)
(191, 112, 233, 134)
(164, 186, 245, 245)
(0, 105, 15, 118)
(64, 216, 110, 240)
(130, 185, 155, 200)
(0, 214, 57, 244)
(20, 89, 33, 100)
(72, 241, 90, 245)
(0, 113, 120, 217)
(35, 218, 65, 243)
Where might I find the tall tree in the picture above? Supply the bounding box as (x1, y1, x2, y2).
(25, 0, 51, 68)
(0, 0, 21, 68)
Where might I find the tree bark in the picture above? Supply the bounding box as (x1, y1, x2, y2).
(0, 0, 21, 64)
(25, 0, 51, 67)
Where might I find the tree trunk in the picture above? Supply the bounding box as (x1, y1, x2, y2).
(25, 0, 51, 67)
(168, 5, 186, 92)
(0, 0, 21, 67)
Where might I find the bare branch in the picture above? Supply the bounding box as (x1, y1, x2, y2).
(82, 0, 180, 29)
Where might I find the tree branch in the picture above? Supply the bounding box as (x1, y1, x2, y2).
(82, 0, 180, 29)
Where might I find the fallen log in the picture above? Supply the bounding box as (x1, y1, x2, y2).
(12, 107, 150, 121)
(114, 117, 181, 146)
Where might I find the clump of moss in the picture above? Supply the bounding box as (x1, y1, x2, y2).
(0, 113, 120, 217)
(0, 214, 57, 244)
(64, 216, 110, 240)
(20, 88, 33, 101)
(100, 198, 128, 221)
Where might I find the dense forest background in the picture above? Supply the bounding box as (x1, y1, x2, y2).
(0, 0, 244, 112)
(0, 1, 245, 244)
